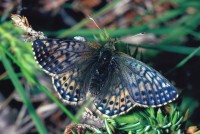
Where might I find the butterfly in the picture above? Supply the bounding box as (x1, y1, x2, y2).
(32, 37, 178, 117)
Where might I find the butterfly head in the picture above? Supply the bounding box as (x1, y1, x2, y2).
(98, 48, 113, 64)
(104, 38, 118, 51)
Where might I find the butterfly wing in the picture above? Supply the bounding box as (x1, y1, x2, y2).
(93, 70, 136, 117)
(51, 51, 97, 104)
(32, 38, 95, 76)
(52, 68, 85, 105)
(115, 53, 178, 107)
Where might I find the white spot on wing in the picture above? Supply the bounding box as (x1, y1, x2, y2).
(105, 110, 110, 114)
(98, 107, 103, 110)
(66, 95, 70, 100)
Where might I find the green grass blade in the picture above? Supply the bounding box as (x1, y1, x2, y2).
(104, 119, 112, 134)
(175, 46, 200, 68)
(0, 53, 48, 134)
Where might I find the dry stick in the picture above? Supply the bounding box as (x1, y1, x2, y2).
(0, 91, 15, 110)
(15, 105, 27, 128)
(11, 14, 46, 41)
(0, 72, 8, 80)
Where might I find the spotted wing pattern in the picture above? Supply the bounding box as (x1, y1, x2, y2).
(93, 71, 135, 117)
(52, 68, 85, 105)
(32, 37, 178, 117)
(32, 38, 94, 76)
(116, 54, 178, 107)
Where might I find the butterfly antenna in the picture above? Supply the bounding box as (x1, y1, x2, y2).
(11, 14, 46, 42)
(88, 15, 109, 40)
(88, 15, 101, 30)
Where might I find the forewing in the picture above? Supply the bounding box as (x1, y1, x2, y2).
(115, 54, 178, 107)
(52, 67, 85, 105)
(32, 38, 94, 76)
(93, 71, 136, 117)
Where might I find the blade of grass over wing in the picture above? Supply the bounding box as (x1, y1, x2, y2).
(0, 45, 78, 123)
(0, 53, 48, 134)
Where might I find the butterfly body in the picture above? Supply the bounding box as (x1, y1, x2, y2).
(89, 48, 118, 96)
(32, 38, 178, 117)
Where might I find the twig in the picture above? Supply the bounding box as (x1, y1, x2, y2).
(11, 14, 46, 42)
